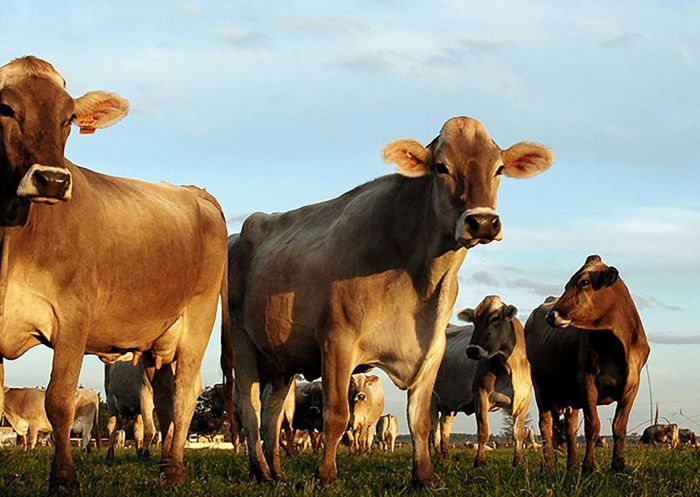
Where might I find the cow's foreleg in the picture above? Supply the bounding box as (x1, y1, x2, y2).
(512, 409, 526, 467)
(317, 344, 354, 487)
(152, 363, 175, 457)
(261, 376, 294, 479)
(407, 372, 438, 487)
(581, 374, 601, 473)
(565, 408, 579, 470)
(106, 415, 118, 460)
(134, 414, 145, 456)
(140, 382, 157, 460)
(46, 343, 85, 491)
(28, 426, 39, 451)
(611, 383, 639, 472)
(539, 409, 554, 471)
(439, 412, 456, 464)
(474, 386, 490, 468)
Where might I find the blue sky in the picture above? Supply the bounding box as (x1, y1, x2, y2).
(2, 1, 699, 436)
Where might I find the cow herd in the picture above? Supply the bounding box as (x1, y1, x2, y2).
(0, 54, 668, 493)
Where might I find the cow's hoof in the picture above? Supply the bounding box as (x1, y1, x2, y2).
(412, 472, 437, 489)
(315, 468, 337, 488)
(49, 465, 79, 492)
(139, 450, 151, 461)
(610, 459, 625, 472)
(473, 458, 486, 469)
(160, 460, 184, 487)
(250, 467, 273, 483)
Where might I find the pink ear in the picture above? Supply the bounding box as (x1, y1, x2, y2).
(366, 375, 380, 385)
(501, 142, 554, 179)
(382, 139, 431, 178)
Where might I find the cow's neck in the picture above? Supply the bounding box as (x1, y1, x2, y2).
(603, 281, 649, 374)
(385, 175, 466, 299)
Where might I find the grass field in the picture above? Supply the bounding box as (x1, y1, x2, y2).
(0, 446, 698, 496)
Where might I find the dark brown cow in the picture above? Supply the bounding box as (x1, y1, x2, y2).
(526, 255, 650, 472)
(0, 56, 228, 490)
(640, 424, 680, 447)
(222, 116, 553, 487)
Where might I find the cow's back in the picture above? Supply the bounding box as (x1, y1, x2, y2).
(432, 325, 476, 413)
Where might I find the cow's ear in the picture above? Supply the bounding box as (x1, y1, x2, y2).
(458, 308, 475, 323)
(503, 305, 518, 321)
(382, 139, 431, 178)
(366, 375, 380, 385)
(586, 254, 602, 264)
(592, 267, 619, 290)
(501, 142, 554, 179)
(73, 91, 129, 134)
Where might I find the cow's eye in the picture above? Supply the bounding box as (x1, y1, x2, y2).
(489, 314, 500, 325)
(495, 165, 505, 176)
(434, 162, 449, 174)
(578, 279, 591, 288)
(0, 104, 15, 118)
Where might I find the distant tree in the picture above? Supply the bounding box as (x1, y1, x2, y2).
(499, 412, 533, 440)
(190, 384, 227, 436)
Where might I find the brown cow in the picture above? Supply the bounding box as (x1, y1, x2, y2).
(640, 424, 680, 448)
(3, 387, 98, 451)
(222, 116, 553, 486)
(526, 255, 650, 472)
(459, 296, 532, 468)
(0, 56, 228, 490)
(347, 374, 385, 453)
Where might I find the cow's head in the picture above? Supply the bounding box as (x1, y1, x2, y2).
(546, 255, 620, 329)
(459, 296, 518, 361)
(0, 56, 128, 206)
(298, 381, 324, 419)
(382, 117, 553, 248)
(349, 374, 379, 405)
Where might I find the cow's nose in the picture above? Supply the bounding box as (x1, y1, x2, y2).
(464, 213, 501, 240)
(309, 406, 321, 417)
(17, 164, 73, 203)
(465, 346, 481, 360)
(355, 392, 366, 402)
(545, 311, 556, 327)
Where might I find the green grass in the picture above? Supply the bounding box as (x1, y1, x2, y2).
(0, 446, 698, 496)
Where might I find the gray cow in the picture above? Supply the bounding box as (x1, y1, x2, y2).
(104, 358, 159, 459)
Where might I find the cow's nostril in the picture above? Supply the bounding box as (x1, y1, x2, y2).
(465, 216, 480, 232)
(33, 170, 49, 186)
(492, 217, 501, 231)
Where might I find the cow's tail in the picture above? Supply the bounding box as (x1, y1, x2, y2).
(219, 242, 238, 443)
(94, 392, 100, 451)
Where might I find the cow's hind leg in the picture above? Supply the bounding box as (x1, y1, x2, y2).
(160, 300, 215, 487)
(512, 408, 527, 467)
(46, 341, 86, 491)
(232, 327, 272, 482)
(317, 340, 355, 487)
(261, 376, 295, 479)
(134, 414, 145, 456)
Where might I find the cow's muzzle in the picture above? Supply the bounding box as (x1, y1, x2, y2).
(465, 345, 488, 360)
(456, 207, 502, 247)
(355, 392, 366, 402)
(16, 164, 73, 204)
(545, 310, 572, 328)
(308, 406, 321, 417)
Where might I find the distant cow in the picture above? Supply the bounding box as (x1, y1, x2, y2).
(679, 428, 696, 446)
(293, 380, 324, 451)
(222, 116, 553, 486)
(640, 424, 680, 448)
(376, 414, 398, 452)
(3, 387, 98, 451)
(347, 374, 385, 453)
(104, 358, 158, 459)
(0, 56, 228, 490)
(596, 435, 608, 448)
(433, 296, 532, 467)
(114, 430, 126, 449)
(526, 255, 651, 472)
